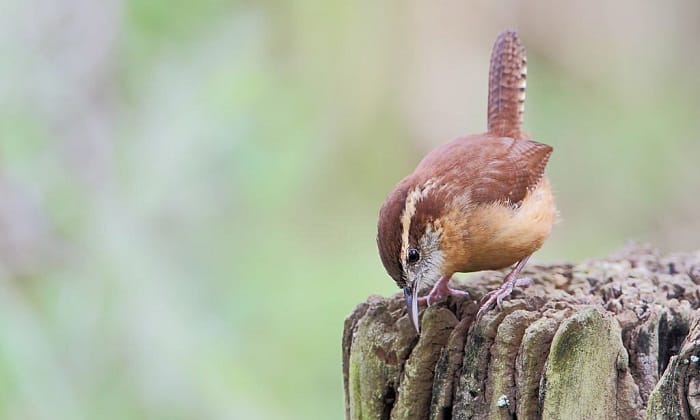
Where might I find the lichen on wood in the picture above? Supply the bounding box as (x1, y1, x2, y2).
(343, 245, 700, 419)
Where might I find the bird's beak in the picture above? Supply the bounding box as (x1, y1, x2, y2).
(403, 280, 420, 333)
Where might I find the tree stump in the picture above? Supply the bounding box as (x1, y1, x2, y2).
(342, 245, 700, 419)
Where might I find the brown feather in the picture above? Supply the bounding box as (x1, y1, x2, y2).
(441, 178, 556, 274)
(413, 134, 552, 207)
(377, 179, 412, 284)
(487, 30, 527, 138)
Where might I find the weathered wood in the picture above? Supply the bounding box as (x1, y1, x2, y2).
(342, 245, 700, 419)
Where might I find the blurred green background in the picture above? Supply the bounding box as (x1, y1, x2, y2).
(0, 1, 699, 419)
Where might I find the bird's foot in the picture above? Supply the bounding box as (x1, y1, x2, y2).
(418, 275, 469, 306)
(476, 276, 532, 319)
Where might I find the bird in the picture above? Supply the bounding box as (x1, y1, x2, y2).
(376, 30, 556, 333)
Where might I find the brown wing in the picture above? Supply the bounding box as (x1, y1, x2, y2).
(469, 137, 552, 205)
(413, 135, 552, 207)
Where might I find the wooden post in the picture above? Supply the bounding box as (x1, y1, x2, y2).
(342, 245, 700, 419)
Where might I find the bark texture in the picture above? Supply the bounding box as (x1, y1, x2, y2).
(342, 245, 700, 419)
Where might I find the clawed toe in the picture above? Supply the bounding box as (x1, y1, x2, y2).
(419, 285, 469, 307)
(474, 257, 534, 320)
(476, 293, 498, 319)
(476, 276, 532, 319)
(495, 287, 511, 309)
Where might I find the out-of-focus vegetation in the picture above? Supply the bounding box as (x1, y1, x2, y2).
(0, 1, 698, 419)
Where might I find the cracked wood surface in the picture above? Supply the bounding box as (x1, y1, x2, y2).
(342, 245, 700, 419)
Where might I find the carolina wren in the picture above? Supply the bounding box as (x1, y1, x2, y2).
(377, 30, 556, 333)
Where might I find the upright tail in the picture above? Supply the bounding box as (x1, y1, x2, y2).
(487, 30, 527, 139)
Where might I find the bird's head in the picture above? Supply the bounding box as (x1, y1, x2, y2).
(377, 178, 449, 332)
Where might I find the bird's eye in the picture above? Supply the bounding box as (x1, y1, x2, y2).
(407, 248, 420, 264)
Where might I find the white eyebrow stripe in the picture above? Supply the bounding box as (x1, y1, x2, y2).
(399, 180, 437, 274)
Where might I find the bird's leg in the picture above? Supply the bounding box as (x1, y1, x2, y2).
(418, 274, 469, 306)
(476, 256, 533, 319)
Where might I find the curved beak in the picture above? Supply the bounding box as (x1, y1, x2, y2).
(403, 281, 420, 333)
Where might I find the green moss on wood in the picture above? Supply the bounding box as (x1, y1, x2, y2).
(541, 307, 628, 419)
(343, 247, 700, 419)
(391, 306, 457, 418)
(516, 316, 559, 419)
(486, 310, 537, 418)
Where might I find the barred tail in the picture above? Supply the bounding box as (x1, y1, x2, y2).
(487, 30, 527, 139)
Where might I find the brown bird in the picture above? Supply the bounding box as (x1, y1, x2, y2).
(376, 30, 556, 333)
